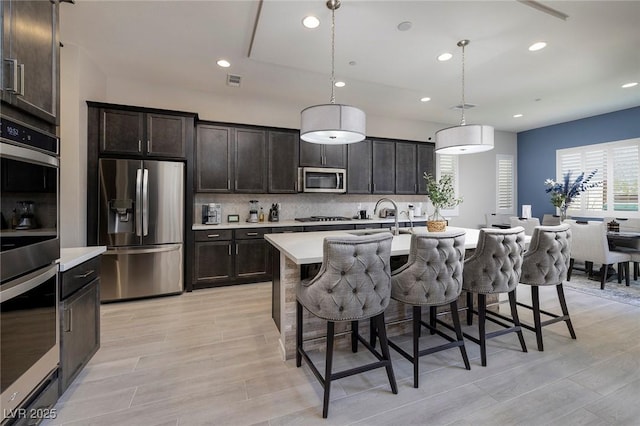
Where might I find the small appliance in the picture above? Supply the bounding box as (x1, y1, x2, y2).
(248, 200, 259, 223)
(268, 203, 279, 222)
(298, 167, 346, 193)
(15, 200, 36, 229)
(203, 203, 221, 225)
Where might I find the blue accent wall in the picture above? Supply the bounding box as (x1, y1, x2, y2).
(517, 106, 640, 219)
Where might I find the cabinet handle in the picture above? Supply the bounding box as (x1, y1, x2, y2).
(227, 180, 231, 190)
(3, 59, 18, 93)
(246, 232, 258, 236)
(235, 244, 239, 255)
(373, 183, 376, 192)
(368, 183, 371, 192)
(228, 244, 231, 256)
(414, 183, 417, 192)
(235, 180, 238, 190)
(74, 269, 94, 279)
(138, 140, 142, 152)
(64, 308, 72, 332)
(207, 234, 220, 238)
(147, 140, 150, 152)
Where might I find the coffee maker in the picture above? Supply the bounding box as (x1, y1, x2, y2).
(202, 203, 222, 224)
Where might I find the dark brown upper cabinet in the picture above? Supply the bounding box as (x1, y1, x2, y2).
(195, 125, 233, 192)
(395, 142, 418, 194)
(234, 128, 267, 193)
(268, 130, 299, 193)
(417, 143, 435, 194)
(347, 140, 372, 194)
(372, 140, 395, 194)
(300, 141, 346, 168)
(99, 109, 188, 158)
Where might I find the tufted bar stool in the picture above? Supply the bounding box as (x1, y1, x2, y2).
(382, 230, 471, 388)
(517, 224, 576, 351)
(296, 233, 397, 418)
(463, 227, 527, 366)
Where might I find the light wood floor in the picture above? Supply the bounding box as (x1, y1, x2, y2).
(47, 280, 640, 425)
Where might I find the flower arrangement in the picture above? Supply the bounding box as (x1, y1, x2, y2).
(544, 170, 601, 219)
(423, 173, 462, 230)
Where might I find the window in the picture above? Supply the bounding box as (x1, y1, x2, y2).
(556, 138, 639, 217)
(496, 155, 515, 214)
(436, 153, 460, 216)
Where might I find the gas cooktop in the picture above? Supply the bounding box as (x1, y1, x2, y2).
(294, 216, 352, 222)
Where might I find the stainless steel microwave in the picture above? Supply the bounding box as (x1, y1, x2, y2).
(298, 167, 346, 193)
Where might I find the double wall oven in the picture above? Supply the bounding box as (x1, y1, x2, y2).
(0, 115, 60, 421)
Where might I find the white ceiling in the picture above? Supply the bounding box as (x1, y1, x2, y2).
(60, 0, 640, 133)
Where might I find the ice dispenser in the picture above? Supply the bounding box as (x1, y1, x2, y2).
(108, 199, 134, 233)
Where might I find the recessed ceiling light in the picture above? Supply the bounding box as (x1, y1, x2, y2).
(302, 15, 320, 29)
(216, 59, 231, 68)
(437, 52, 453, 62)
(420, 97, 431, 102)
(528, 42, 547, 51)
(622, 82, 638, 88)
(335, 81, 346, 88)
(397, 21, 412, 31)
(513, 114, 523, 118)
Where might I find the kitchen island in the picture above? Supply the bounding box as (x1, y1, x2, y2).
(265, 227, 486, 360)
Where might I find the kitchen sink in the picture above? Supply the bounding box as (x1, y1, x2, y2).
(347, 228, 413, 236)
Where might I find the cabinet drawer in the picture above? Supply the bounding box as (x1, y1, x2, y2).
(235, 228, 270, 239)
(61, 256, 101, 300)
(270, 226, 302, 233)
(194, 230, 233, 241)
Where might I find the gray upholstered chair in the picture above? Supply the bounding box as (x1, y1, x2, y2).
(383, 230, 470, 388)
(509, 216, 541, 236)
(296, 233, 397, 418)
(463, 227, 527, 366)
(542, 214, 562, 226)
(566, 220, 631, 289)
(517, 224, 576, 351)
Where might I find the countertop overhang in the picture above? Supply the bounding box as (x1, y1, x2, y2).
(192, 217, 427, 231)
(59, 246, 106, 271)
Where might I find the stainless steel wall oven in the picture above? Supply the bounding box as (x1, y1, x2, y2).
(0, 115, 60, 422)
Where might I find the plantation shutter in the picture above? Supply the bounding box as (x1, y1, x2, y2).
(612, 144, 639, 212)
(496, 155, 515, 213)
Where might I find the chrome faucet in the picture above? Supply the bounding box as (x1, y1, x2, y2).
(374, 198, 399, 236)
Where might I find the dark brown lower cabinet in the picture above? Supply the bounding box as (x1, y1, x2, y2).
(193, 228, 272, 289)
(59, 257, 101, 395)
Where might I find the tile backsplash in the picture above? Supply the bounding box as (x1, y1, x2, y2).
(193, 193, 430, 225)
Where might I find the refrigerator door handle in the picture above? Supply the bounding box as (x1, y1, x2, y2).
(104, 244, 181, 255)
(142, 168, 149, 236)
(135, 168, 143, 237)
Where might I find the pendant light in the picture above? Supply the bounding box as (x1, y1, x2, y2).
(300, 0, 366, 144)
(435, 40, 494, 154)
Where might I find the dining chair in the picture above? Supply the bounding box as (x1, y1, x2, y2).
(566, 220, 631, 289)
(517, 224, 576, 351)
(509, 216, 541, 236)
(463, 227, 527, 366)
(296, 233, 397, 418)
(381, 230, 470, 388)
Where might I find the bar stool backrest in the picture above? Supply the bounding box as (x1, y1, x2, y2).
(520, 224, 571, 286)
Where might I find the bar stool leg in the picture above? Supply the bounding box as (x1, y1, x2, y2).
(375, 313, 398, 394)
(509, 290, 528, 354)
(429, 306, 437, 335)
(450, 300, 470, 370)
(369, 317, 376, 349)
(466, 292, 474, 326)
(322, 321, 335, 419)
(351, 321, 358, 353)
(531, 286, 544, 351)
(478, 294, 487, 367)
(413, 305, 421, 388)
(296, 301, 303, 368)
(557, 284, 576, 339)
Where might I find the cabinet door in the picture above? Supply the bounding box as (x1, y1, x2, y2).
(323, 145, 346, 168)
(372, 140, 395, 194)
(60, 280, 100, 393)
(195, 125, 233, 192)
(146, 113, 187, 158)
(268, 131, 299, 193)
(3, 0, 58, 124)
(235, 239, 271, 279)
(235, 128, 267, 193)
(100, 109, 144, 155)
(194, 241, 234, 284)
(347, 140, 372, 193)
(395, 142, 418, 194)
(299, 140, 323, 167)
(417, 143, 435, 194)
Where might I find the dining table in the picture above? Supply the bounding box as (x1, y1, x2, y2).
(265, 226, 530, 360)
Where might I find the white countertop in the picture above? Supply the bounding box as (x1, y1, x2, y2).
(192, 217, 428, 231)
(265, 227, 481, 265)
(58, 246, 106, 271)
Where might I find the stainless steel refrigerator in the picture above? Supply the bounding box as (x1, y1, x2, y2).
(98, 159, 184, 301)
